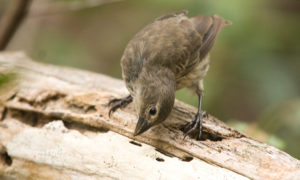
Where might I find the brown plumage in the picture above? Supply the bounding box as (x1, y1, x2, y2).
(108, 11, 231, 139)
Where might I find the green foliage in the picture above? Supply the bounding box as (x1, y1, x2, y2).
(0, 73, 16, 88)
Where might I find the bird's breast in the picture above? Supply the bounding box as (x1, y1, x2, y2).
(175, 56, 210, 90)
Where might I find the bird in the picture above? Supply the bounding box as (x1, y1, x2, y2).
(108, 10, 231, 140)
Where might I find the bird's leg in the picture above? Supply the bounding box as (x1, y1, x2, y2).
(107, 95, 133, 117)
(184, 92, 206, 140)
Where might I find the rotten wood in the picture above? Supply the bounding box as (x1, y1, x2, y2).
(0, 52, 299, 180)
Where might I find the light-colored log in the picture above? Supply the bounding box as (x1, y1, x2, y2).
(0, 52, 299, 180)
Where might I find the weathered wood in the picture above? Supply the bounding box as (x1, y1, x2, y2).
(0, 52, 299, 180)
(1, 119, 248, 180)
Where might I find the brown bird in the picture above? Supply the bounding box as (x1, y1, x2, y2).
(108, 11, 231, 140)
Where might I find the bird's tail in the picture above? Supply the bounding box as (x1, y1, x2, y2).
(191, 14, 231, 60)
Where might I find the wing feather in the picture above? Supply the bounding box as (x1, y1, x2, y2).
(191, 14, 231, 60)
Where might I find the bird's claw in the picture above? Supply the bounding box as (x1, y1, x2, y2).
(107, 95, 132, 117)
(184, 111, 206, 140)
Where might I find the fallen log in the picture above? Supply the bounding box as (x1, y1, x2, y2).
(0, 52, 299, 180)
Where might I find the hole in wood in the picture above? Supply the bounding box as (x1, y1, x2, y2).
(10, 110, 40, 127)
(85, 105, 97, 113)
(182, 156, 193, 162)
(129, 141, 142, 147)
(156, 157, 165, 162)
(201, 132, 223, 141)
(155, 148, 174, 158)
(7, 92, 17, 101)
(68, 104, 97, 114)
(180, 125, 224, 141)
(63, 120, 109, 133)
(1, 151, 12, 166)
(17, 92, 66, 108)
(9, 109, 109, 133)
(1, 107, 7, 121)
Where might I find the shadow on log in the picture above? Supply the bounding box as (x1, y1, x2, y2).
(0, 52, 299, 179)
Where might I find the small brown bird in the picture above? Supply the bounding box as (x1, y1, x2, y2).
(108, 11, 231, 139)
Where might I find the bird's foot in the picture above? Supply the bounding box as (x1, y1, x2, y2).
(184, 111, 207, 140)
(107, 95, 132, 117)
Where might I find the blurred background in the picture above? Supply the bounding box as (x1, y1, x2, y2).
(0, 0, 299, 158)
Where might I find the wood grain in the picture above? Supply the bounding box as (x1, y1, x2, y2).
(0, 52, 299, 180)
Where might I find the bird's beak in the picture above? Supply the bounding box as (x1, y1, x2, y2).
(133, 117, 151, 136)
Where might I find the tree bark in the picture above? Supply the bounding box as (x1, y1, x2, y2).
(0, 52, 299, 180)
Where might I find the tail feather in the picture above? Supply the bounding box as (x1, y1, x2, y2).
(191, 14, 231, 60)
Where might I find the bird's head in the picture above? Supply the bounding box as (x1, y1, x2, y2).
(133, 69, 176, 136)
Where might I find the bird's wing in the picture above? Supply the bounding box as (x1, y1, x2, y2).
(174, 14, 231, 80)
(121, 46, 144, 95)
(191, 14, 231, 60)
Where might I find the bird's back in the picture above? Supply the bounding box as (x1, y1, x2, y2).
(121, 11, 230, 94)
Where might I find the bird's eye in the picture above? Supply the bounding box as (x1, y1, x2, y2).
(149, 108, 157, 115)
